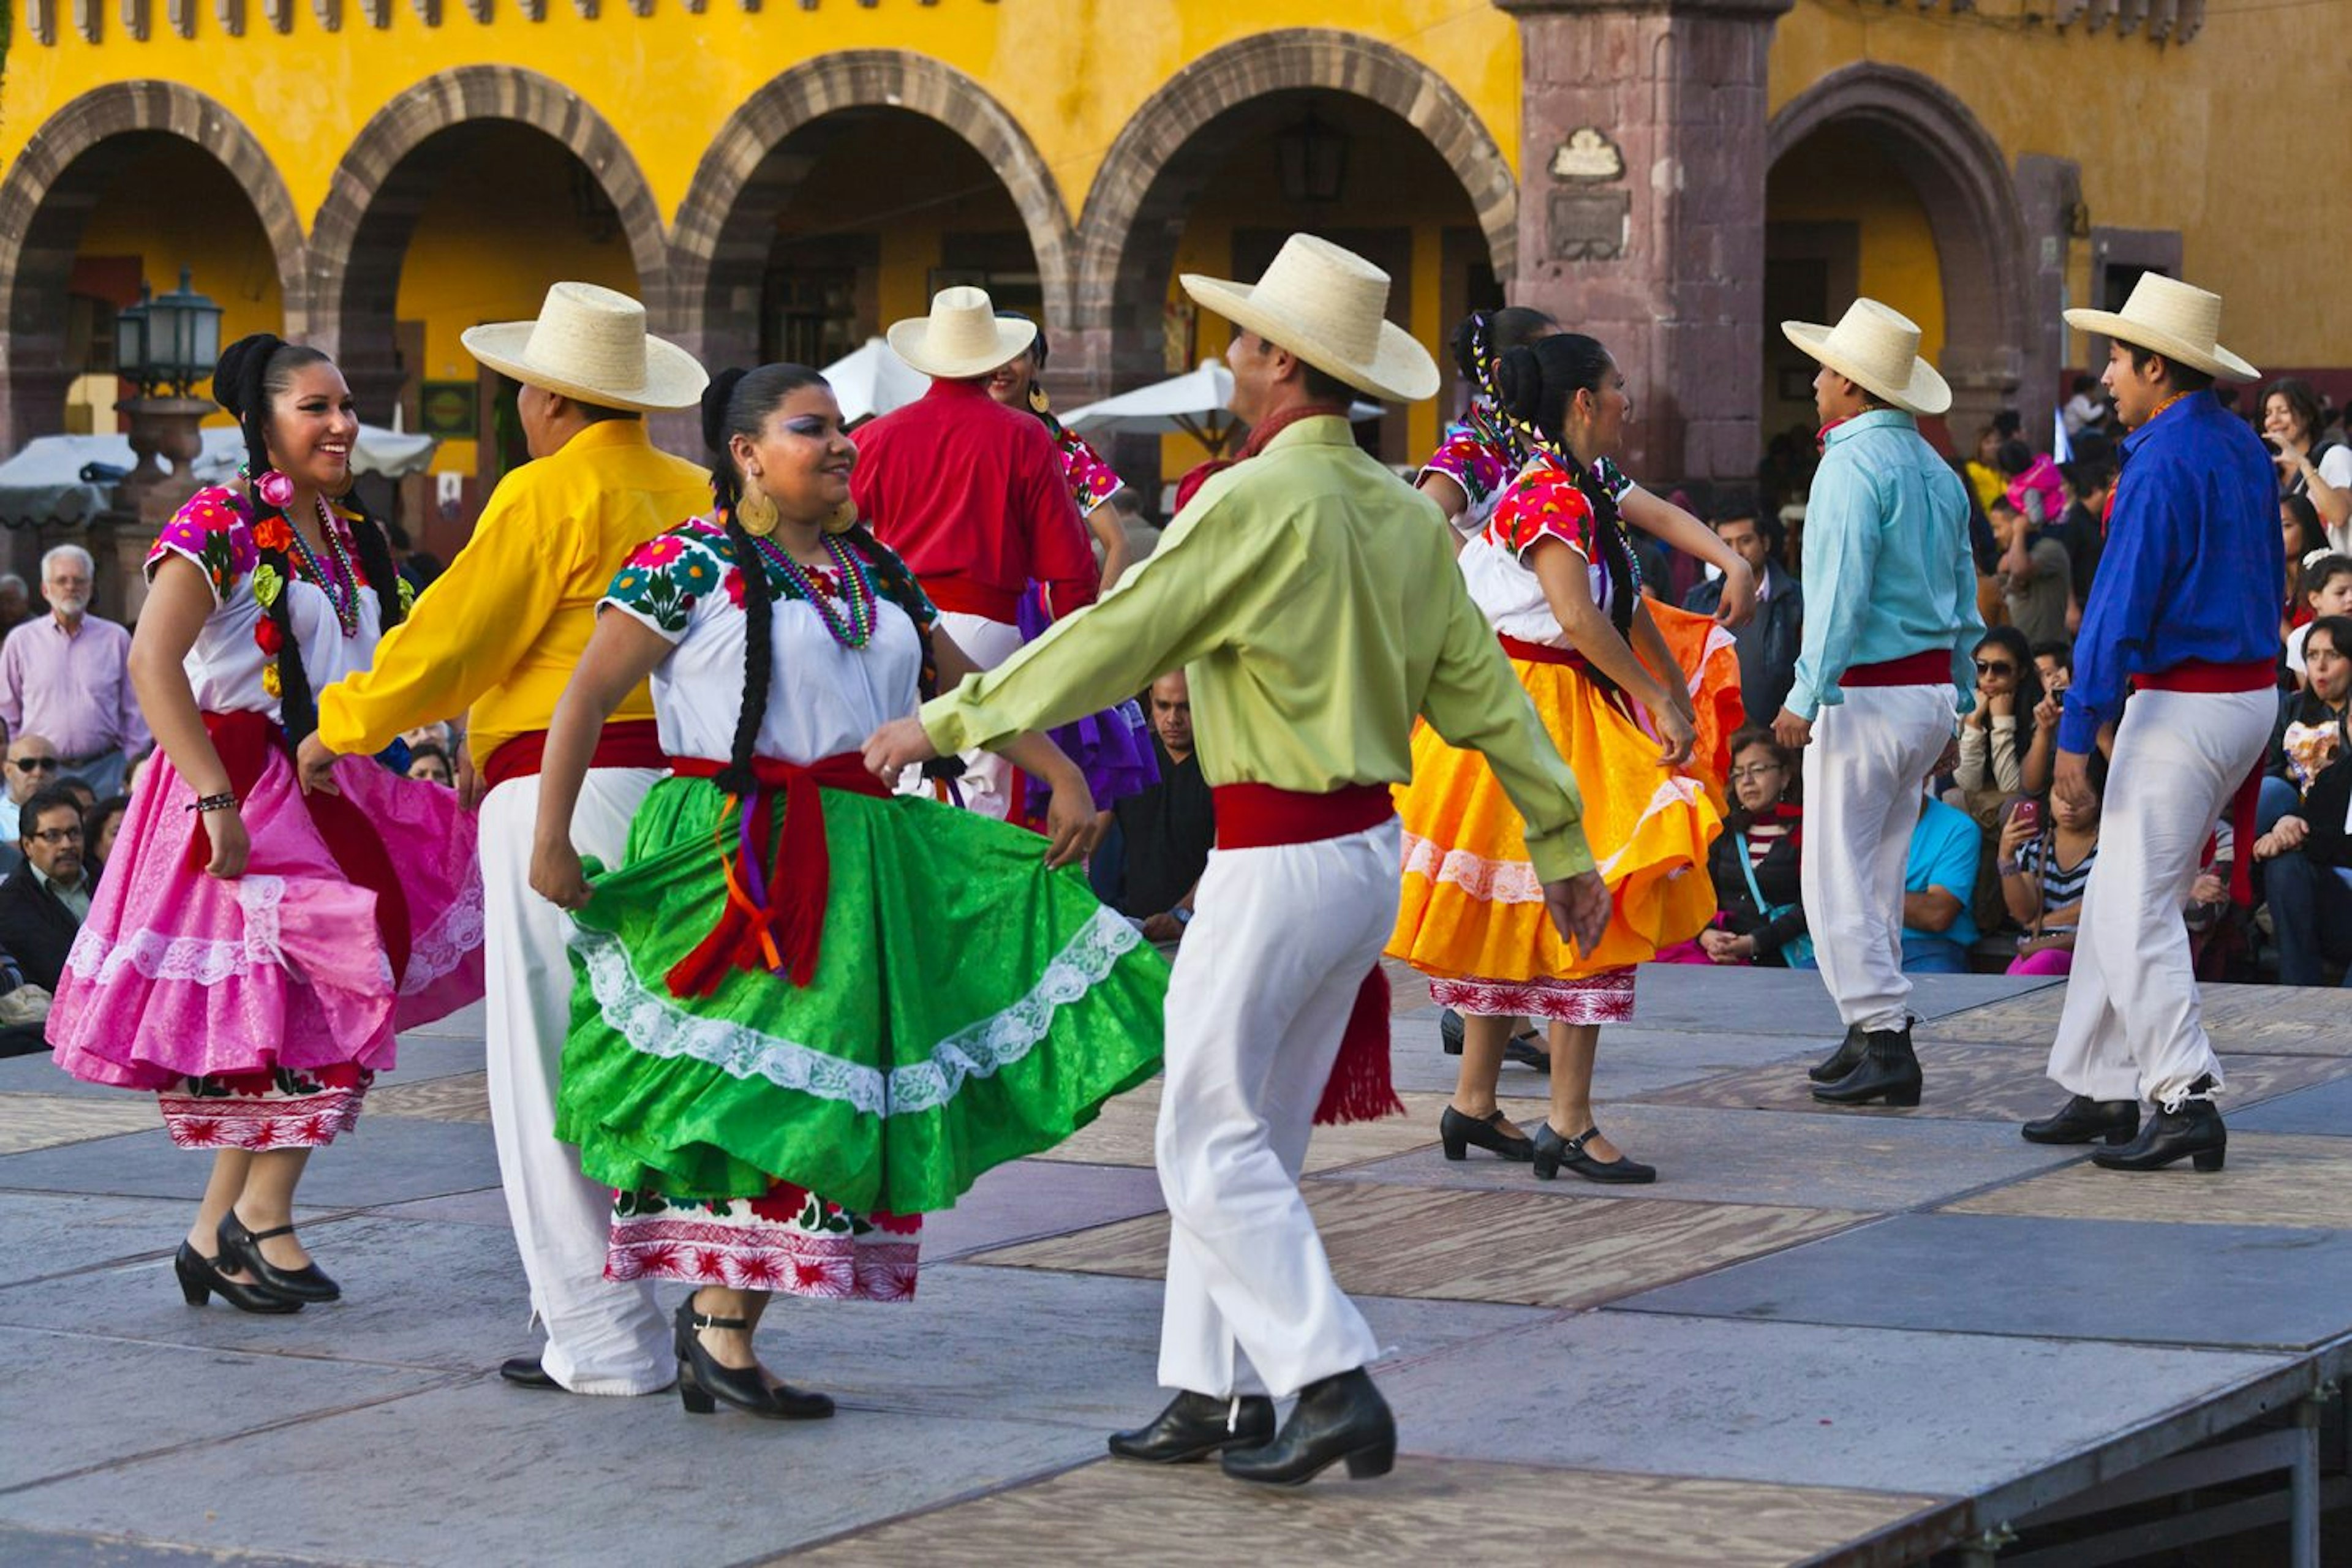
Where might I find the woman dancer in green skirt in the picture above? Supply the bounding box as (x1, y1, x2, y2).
(530, 364, 1166, 1420)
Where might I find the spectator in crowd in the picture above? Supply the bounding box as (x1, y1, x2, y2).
(1999, 755, 2105, 976)
(1993, 496, 2072, 647)
(401, 720, 453, 755)
(1682, 500, 1803, 722)
(0, 733, 63, 874)
(1999, 439, 2067, 529)
(0, 783, 96, 992)
(83, 793, 130, 872)
(1964, 425, 2006, 516)
(2034, 639, 2073, 696)
(2253, 615, 2352, 984)
(2285, 554, 2352, 687)
(2282, 494, 2325, 650)
(2063, 375, 2110, 442)
(0, 575, 31, 638)
(1692, 727, 1809, 968)
(2056, 461, 2111, 627)
(58, 776, 97, 817)
(1094, 671, 1214, 944)
(1952, 627, 2052, 827)
(0, 545, 150, 799)
(2264, 377, 2351, 547)
(1902, 790, 1983, 973)
(405, 744, 455, 786)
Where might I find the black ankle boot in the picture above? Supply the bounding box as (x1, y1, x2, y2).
(1807, 1023, 1867, 1084)
(1812, 1026, 1922, 1107)
(1221, 1368, 1396, 1486)
(2022, 1095, 2142, 1145)
(2092, 1087, 2225, 1173)
(1107, 1390, 1276, 1463)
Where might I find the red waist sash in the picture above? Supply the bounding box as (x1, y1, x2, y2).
(481, 719, 666, 794)
(922, 578, 1021, 624)
(196, 710, 411, 986)
(1842, 649, 1952, 688)
(1210, 781, 1402, 1127)
(1498, 633, 1594, 676)
(664, 752, 892, 995)
(2131, 658, 2275, 907)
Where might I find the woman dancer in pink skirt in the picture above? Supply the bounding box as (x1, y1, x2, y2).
(51, 335, 484, 1313)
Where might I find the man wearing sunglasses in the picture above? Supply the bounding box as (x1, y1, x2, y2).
(0, 783, 96, 993)
(0, 736, 63, 878)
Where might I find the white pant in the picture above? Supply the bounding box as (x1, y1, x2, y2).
(2045, 687, 2272, 1109)
(480, 768, 670, 1395)
(1802, 686, 1958, 1033)
(902, 611, 1023, 821)
(1155, 821, 1397, 1400)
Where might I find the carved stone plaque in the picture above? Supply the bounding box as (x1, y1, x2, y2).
(1550, 127, 1626, 184)
(1547, 189, 1630, 262)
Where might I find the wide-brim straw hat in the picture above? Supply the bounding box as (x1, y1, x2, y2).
(2063, 274, 2258, 383)
(886, 287, 1036, 380)
(462, 281, 707, 412)
(1182, 235, 1439, 405)
(1781, 298, 1951, 417)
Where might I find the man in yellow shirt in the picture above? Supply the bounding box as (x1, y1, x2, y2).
(298, 284, 709, 1396)
(865, 236, 1607, 1487)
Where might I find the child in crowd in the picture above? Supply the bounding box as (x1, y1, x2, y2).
(2286, 554, 2352, 688)
(1999, 752, 2105, 975)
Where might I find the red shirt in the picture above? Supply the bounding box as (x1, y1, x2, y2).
(851, 379, 1099, 621)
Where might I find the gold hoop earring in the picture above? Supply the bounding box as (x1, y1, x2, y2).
(1028, 383, 1052, 416)
(822, 500, 860, 536)
(736, 484, 780, 537)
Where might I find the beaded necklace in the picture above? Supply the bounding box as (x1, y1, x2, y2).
(753, 529, 877, 650)
(286, 497, 363, 638)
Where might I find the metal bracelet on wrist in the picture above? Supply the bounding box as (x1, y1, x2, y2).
(187, 791, 239, 815)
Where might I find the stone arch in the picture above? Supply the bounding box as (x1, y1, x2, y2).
(669, 50, 1077, 379)
(1069, 28, 1518, 400)
(309, 66, 669, 419)
(1769, 63, 2032, 437)
(0, 82, 307, 446)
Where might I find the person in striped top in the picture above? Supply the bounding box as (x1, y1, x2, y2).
(1999, 753, 2105, 976)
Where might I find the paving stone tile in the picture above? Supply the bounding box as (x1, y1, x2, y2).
(1945, 1133, 2352, 1229)
(921, 1159, 1167, 1261)
(1614, 1212, 2352, 1351)
(0, 1094, 166, 1155)
(392, 999, 486, 1041)
(0, 1117, 499, 1207)
(971, 1185, 1862, 1310)
(1646, 1045, 2352, 1125)
(10, 1193, 334, 1282)
(0, 1325, 453, 1493)
(1918, 981, 2352, 1056)
(1327, 1102, 2078, 1211)
(1625, 964, 2057, 1039)
(1380, 1313, 2287, 1496)
(1385, 1020, 1824, 1102)
(361, 1071, 489, 1123)
(358, 1188, 511, 1227)
(0, 1055, 124, 1101)
(2236, 1074, 2352, 1136)
(0, 1525, 325, 1567)
(782, 1455, 1956, 1568)
(1034, 1082, 1442, 1172)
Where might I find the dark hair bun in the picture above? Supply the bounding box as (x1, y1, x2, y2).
(1450, 311, 1491, 385)
(1493, 343, 1546, 426)
(211, 333, 283, 420)
(701, 368, 750, 454)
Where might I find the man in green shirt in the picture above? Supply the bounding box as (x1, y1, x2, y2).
(864, 235, 1604, 1488)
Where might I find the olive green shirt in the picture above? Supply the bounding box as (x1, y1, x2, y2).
(921, 417, 1595, 881)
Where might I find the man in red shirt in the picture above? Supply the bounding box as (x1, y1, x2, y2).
(853, 287, 1099, 820)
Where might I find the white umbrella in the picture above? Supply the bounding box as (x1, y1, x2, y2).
(0, 425, 440, 528)
(1061, 359, 1384, 459)
(821, 337, 933, 425)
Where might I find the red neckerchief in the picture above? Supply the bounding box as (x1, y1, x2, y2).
(1172, 401, 1351, 513)
(1815, 415, 1856, 456)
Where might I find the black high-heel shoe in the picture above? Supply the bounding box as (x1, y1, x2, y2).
(175, 1242, 303, 1314)
(218, 1213, 341, 1302)
(1531, 1122, 1657, 1185)
(674, 1296, 834, 1420)
(1439, 1106, 1535, 1162)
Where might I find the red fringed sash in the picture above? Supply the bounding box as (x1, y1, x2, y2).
(481, 719, 666, 793)
(665, 753, 892, 995)
(1212, 781, 1402, 1126)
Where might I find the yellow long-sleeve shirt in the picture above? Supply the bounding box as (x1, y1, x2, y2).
(315, 420, 711, 766)
(922, 417, 1596, 881)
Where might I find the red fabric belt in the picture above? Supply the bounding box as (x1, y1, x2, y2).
(1842, 649, 1952, 688)
(922, 578, 1021, 624)
(2129, 661, 2275, 907)
(1498, 633, 1593, 675)
(665, 752, 892, 995)
(481, 719, 666, 793)
(1208, 780, 1401, 1127)
(198, 710, 411, 986)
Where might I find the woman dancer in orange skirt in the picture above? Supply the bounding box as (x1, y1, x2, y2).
(1390, 333, 1728, 1183)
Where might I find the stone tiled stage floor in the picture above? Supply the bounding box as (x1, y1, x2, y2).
(1, 972, 2347, 1566)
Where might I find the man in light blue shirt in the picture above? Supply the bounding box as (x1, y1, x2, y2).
(1771, 300, 1980, 1110)
(1899, 796, 1982, 973)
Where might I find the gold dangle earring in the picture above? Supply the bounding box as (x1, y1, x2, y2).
(1028, 380, 1052, 417)
(736, 472, 780, 538)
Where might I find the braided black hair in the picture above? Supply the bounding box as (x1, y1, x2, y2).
(213, 334, 404, 750)
(1449, 306, 1558, 394)
(1493, 333, 1638, 640)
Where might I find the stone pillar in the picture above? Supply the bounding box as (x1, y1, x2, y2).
(101, 395, 213, 622)
(1499, 0, 1792, 499)
(2014, 154, 2083, 439)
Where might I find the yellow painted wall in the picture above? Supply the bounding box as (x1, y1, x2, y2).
(1767, 129, 1947, 363)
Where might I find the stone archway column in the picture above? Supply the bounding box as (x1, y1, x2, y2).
(1498, 0, 1792, 495)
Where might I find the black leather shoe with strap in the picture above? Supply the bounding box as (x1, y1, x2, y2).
(217, 1213, 341, 1302)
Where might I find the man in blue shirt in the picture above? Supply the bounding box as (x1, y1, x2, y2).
(2025, 277, 2280, 1175)
(1772, 300, 1981, 1109)
(1900, 794, 1982, 973)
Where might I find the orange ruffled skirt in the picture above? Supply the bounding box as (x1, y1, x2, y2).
(1388, 603, 1736, 1025)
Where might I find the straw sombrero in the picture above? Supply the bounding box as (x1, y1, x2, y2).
(2064, 274, 2258, 383)
(462, 282, 707, 412)
(1182, 235, 1439, 405)
(1780, 299, 1950, 418)
(887, 287, 1035, 381)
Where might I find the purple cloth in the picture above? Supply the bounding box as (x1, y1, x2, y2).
(0, 613, 149, 761)
(1017, 585, 1160, 813)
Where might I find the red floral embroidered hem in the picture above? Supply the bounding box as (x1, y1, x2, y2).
(1430, 968, 1637, 1027)
(157, 1065, 372, 1151)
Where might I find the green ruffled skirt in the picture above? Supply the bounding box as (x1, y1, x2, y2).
(559, 777, 1167, 1218)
